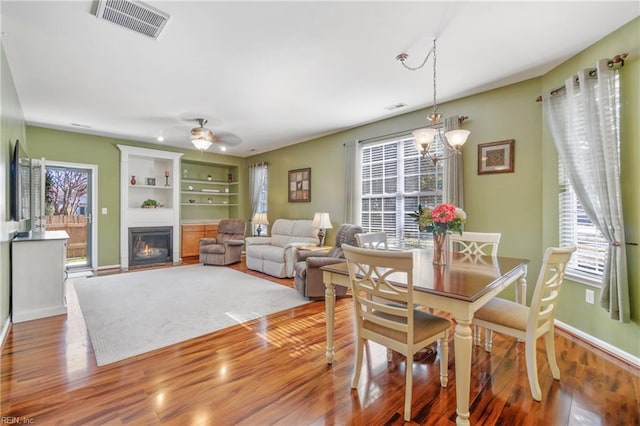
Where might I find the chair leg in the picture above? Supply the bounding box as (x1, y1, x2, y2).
(439, 332, 449, 387)
(351, 337, 365, 389)
(544, 330, 560, 380)
(474, 325, 482, 346)
(484, 329, 493, 352)
(404, 352, 413, 422)
(525, 334, 542, 401)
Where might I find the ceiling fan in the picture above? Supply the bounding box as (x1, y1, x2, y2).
(190, 118, 216, 151)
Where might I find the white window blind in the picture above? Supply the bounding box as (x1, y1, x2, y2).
(361, 137, 443, 247)
(558, 161, 607, 284)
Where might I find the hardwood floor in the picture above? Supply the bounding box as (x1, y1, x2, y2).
(1, 258, 639, 425)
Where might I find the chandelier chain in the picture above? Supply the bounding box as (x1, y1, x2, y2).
(432, 39, 439, 118)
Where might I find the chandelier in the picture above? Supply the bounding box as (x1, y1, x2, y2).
(396, 39, 470, 163)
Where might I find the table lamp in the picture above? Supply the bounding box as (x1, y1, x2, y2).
(252, 212, 269, 237)
(312, 212, 332, 246)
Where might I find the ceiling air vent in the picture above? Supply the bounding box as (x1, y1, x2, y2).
(95, 0, 170, 40)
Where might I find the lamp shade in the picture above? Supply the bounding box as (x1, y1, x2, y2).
(191, 138, 212, 151)
(252, 212, 269, 225)
(412, 128, 437, 153)
(312, 212, 332, 229)
(445, 129, 470, 149)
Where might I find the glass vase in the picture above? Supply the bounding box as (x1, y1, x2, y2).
(432, 232, 447, 265)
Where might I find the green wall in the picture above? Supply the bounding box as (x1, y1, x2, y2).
(541, 18, 640, 356)
(25, 127, 246, 267)
(1, 44, 26, 331)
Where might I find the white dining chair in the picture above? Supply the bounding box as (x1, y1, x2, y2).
(449, 231, 501, 256)
(472, 246, 576, 401)
(342, 244, 450, 422)
(449, 231, 501, 346)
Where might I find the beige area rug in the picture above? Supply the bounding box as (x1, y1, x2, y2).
(73, 265, 309, 366)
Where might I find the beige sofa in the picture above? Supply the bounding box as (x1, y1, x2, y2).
(245, 219, 319, 278)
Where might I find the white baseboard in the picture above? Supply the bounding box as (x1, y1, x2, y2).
(97, 264, 120, 271)
(0, 315, 11, 352)
(555, 319, 640, 368)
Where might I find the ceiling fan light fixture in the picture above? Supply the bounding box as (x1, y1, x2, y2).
(189, 117, 216, 151)
(191, 138, 212, 151)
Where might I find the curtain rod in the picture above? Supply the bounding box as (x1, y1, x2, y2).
(357, 115, 469, 144)
(535, 53, 628, 102)
(248, 161, 268, 167)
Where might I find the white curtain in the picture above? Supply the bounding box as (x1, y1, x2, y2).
(544, 59, 629, 322)
(443, 116, 464, 208)
(343, 139, 360, 224)
(248, 162, 267, 222)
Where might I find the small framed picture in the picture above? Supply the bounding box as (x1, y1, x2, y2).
(146, 177, 156, 186)
(478, 140, 515, 175)
(288, 168, 311, 202)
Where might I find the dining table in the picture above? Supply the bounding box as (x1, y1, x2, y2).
(321, 249, 529, 426)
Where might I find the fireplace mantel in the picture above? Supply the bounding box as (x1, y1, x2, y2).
(118, 145, 183, 270)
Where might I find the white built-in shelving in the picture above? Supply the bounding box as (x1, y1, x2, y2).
(117, 145, 183, 270)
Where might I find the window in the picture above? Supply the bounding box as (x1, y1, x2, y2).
(250, 164, 268, 235)
(360, 137, 444, 247)
(558, 162, 607, 285)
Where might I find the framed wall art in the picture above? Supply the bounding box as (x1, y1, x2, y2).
(478, 139, 515, 175)
(288, 168, 311, 202)
(145, 177, 156, 186)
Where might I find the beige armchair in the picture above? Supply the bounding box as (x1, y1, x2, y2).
(293, 224, 362, 299)
(199, 219, 246, 266)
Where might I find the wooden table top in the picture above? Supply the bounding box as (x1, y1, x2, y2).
(321, 249, 529, 303)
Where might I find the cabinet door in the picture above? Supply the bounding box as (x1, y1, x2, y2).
(181, 225, 204, 257)
(204, 224, 218, 239)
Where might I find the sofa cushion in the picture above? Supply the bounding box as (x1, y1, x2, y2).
(261, 245, 288, 263)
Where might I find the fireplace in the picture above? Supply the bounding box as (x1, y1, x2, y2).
(129, 227, 173, 267)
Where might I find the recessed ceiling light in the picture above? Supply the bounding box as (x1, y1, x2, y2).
(220, 146, 227, 152)
(157, 136, 164, 142)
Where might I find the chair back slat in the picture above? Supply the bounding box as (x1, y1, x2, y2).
(355, 232, 389, 250)
(528, 246, 576, 330)
(449, 231, 501, 256)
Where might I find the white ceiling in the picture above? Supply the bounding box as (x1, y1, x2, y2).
(1, 1, 638, 157)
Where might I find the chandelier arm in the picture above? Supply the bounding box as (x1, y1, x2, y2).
(423, 147, 455, 165)
(396, 47, 434, 71)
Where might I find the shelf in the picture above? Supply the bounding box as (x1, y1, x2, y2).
(181, 203, 238, 206)
(182, 179, 237, 185)
(181, 191, 237, 195)
(130, 185, 172, 189)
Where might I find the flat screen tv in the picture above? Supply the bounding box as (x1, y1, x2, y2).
(9, 139, 31, 225)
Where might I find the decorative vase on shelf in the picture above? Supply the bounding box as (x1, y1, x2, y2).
(227, 173, 233, 183)
(130, 175, 136, 185)
(432, 232, 447, 265)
